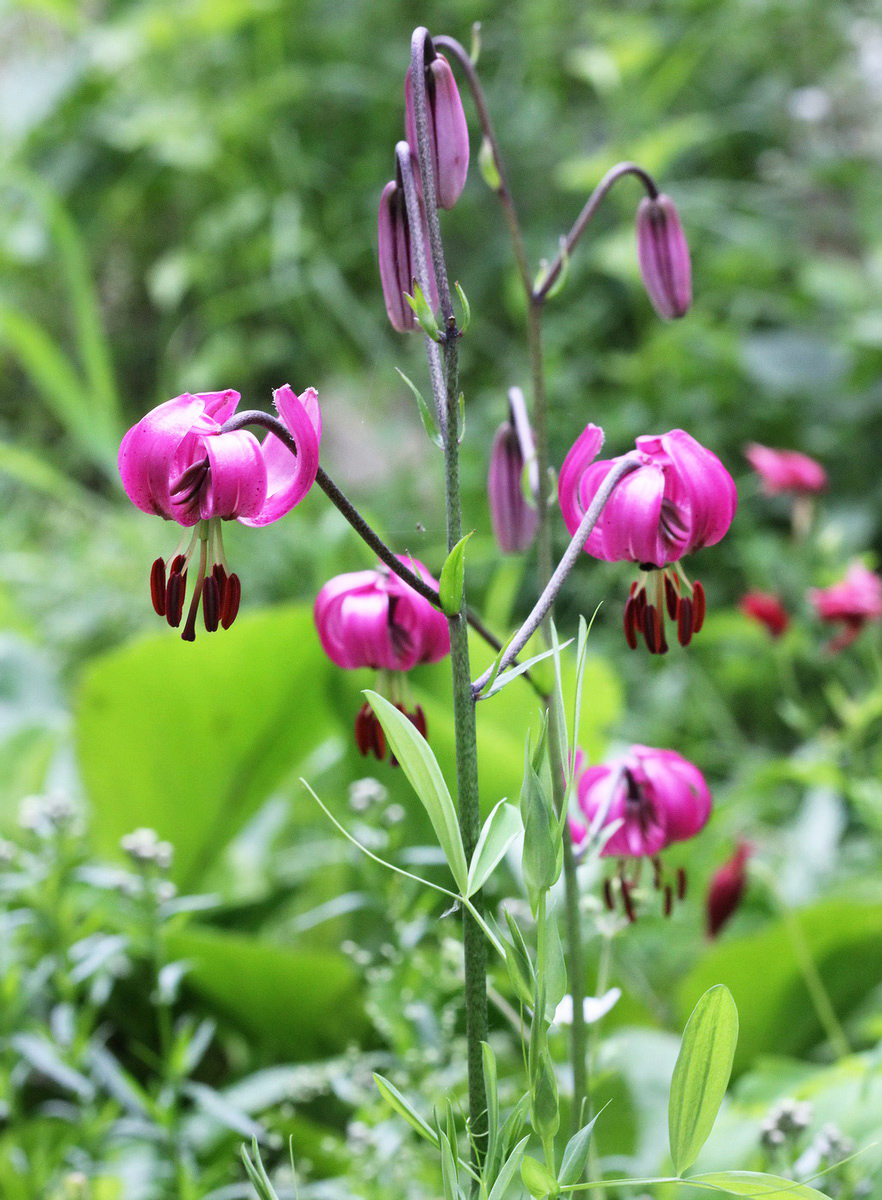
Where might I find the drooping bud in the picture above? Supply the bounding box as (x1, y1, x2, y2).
(636, 193, 692, 319)
(405, 49, 469, 209)
(706, 841, 752, 938)
(377, 179, 439, 333)
(488, 389, 539, 554)
(740, 591, 790, 638)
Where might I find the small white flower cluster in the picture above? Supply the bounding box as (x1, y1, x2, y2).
(18, 792, 79, 836)
(348, 777, 388, 812)
(760, 1097, 813, 1150)
(120, 827, 174, 870)
(0, 837, 16, 865)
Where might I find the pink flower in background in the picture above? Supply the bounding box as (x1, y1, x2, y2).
(706, 841, 752, 938)
(405, 50, 470, 209)
(119, 386, 321, 641)
(570, 745, 712, 921)
(810, 562, 882, 652)
(740, 591, 790, 638)
(636, 194, 692, 320)
(314, 559, 449, 761)
(559, 425, 737, 652)
(744, 443, 827, 495)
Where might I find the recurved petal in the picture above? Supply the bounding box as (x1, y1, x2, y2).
(590, 459, 667, 565)
(638, 747, 711, 844)
(200, 429, 267, 520)
(238, 385, 321, 528)
(658, 430, 737, 552)
(557, 423, 606, 532)
(119, 393, 210, 521)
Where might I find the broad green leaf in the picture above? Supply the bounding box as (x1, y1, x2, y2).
(439, 531, 473, 617)
(439, 1130, 462, 1200)
(466, 799, 521, 897)
(373, 1074, 440, 1149)
(76, 607, 333, 890)
(669, 985, 739, 1175)
(503, 909, 535, 1007)
(521, 1155, 559, 1199)
(686, 1171, 831, 1198)
(559, 1109, 604, 1187)
(678, 899, 882, 1073)
(364, 690, 468, 893)
(165, 927, 365, 1059)
(487, 1137, 530, 1200)
(11, 1033, 95, 1100)
(543, 911, 567, 1020)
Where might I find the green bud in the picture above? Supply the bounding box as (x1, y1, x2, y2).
(521, 1155, 559, 1200)
(530, 1048, 561, 1144)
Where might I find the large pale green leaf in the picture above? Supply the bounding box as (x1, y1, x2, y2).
(669, 985, 739, 1175)
(466, 799, 521, 897)
(167, 926, 365, 1059)
(677, 900, 882, 1073)
(76, 607, 333, 889)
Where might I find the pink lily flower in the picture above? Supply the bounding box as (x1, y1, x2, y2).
(809, 562, 882, 652)
(119, 385, 321, 641)
(558, 425, 737, 653)
(570, 745, 712, 921)
(405, 50, 470, 209)
(740, 591, 790, 638)
(378, 178, 439, 333)
(487, 394, 539, 554)
(744, 443, 827, 495)
(314, 558, 450, 762)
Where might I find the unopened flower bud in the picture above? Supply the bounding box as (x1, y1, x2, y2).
(377, 180, 439, 333)
(636, 194, 692, 319)
(740, 591, 790, 638)
(405, 50, 469, 209)
(488, 393, 539, 554)
(706, 841, 752, 938)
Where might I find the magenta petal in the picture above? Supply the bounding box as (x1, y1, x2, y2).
(488, 422, 538, 554)
(638, 747, 711, 844)
(636, 194, 692, 320)
(200, 430, 267, 520)
(119, 393, 209, 522)
(238, 385, 321, 528)
(653, 430, 737, 552)
(558, 424, 606, 534)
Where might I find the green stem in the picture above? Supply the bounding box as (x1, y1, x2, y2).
(410, 26, 489, 1168)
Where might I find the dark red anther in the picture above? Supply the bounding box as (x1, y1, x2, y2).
(354, 703, 372, 756)
(411, 704, 428, 739)
(150, 558, 167, 616)
(692, 581, 706, 632)
(620, 879, 637, 923)
(663, 884, 673, 917)
(651, 856, 662, 889)
(169, 554, 187, 576)
(220, 573, 241, 629)
(202, 575, 220, 632)
(623, 597, 639, 649)
(676, 866, 687, 900)
(603, 878, 615, 911)
(642, 604, 668, 654)
(165, 570, 187, 628)
(371, 716, 386, 761)
(664, 574, 679, 620)
(677, 597, 694, 647)
(212, 563, 228, 591)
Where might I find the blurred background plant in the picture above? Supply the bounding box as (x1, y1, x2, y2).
(2, 0, 882, 1196)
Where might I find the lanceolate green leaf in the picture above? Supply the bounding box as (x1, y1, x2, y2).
(364, 690, 468, 894)
(669, 985, 739, 1175)
(487, 1137, 530, 1200)
(686, 1171, 832, 1198)
(373, 1074, 440, 1149)
(466, 799, 521, 897)
(439, 531, 473, 617)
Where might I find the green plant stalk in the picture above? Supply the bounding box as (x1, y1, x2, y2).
(410, 26, 489, 1167)
(434, 32, 593, 1128)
